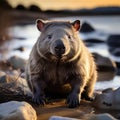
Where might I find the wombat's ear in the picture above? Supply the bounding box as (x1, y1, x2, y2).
(36, 19, 45, 31)
(72, 20, 81, 31)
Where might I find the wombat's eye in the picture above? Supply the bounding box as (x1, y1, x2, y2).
(68, 35, 71, 39)
(48, 35, 52, 39)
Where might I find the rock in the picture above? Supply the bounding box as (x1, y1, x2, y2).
(7, 70, 20, 76)
(0, 70, 6, 77)
(49, 116, 80, 120)
(102, 88, 115, 93)
(0, 60, 12, 71)
(0, 101, 37, 120)
(83, 38, 105, 43)
(49, 114, 117, 120)
(108, 47, 120, 56)
(107, 35, 120, 56)
(0, 74, 31, 96)
(83, 38, 105, 47)
(12, 36, 26, 40)
(115, 61, 120, 75)
(13, 46, 26, 52)
(93, 87, 120, 110)
(88, 113, 117, 120)
(8, 56, 27, 71)
(80, 22, 95, 33)
(92, 53, 117, 81)
(107, 35, 120, 47)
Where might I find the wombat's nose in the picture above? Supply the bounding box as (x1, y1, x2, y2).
(55, 40, 65, 56)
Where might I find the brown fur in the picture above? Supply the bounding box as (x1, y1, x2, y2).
(26, 19, 97, 108)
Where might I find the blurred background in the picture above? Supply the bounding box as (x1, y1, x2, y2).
(0, 0, 120, 89)
(7, 0, 120, 10)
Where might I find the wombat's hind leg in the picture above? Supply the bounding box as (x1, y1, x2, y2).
(81, 87, 94, 101)
(81, 73, 97, 101)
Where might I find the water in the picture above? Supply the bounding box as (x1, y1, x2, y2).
(7, 25, 39, 59)
(3, 15, 120, 90)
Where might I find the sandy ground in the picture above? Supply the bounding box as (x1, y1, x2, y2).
(33, 99, 93, 120)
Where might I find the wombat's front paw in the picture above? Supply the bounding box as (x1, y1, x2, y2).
(33, 93, 45, 106)
(67, 93, 81, 108)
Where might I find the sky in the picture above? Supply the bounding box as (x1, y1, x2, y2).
(7, 0, 120, 10)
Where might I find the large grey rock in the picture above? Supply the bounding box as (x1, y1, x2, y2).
(93, 53, 117, 81)
(88, 113, 117, 120)
(8, 56, 27, 71)
(49, 114, 116, 120)
(0, 74, 31, 96)
(0, 101, 37, 120)
(93, 87, 120, 110)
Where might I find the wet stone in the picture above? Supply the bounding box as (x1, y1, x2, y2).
(0, 101, 37, 120)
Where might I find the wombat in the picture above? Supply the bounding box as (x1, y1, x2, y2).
(26, 19, 97, 108)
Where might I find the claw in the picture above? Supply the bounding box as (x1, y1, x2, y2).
(33, 93, 45, 106)
(67, 92, 81, 108)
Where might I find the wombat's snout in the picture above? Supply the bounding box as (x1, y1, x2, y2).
(54, 39, 65, 57)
